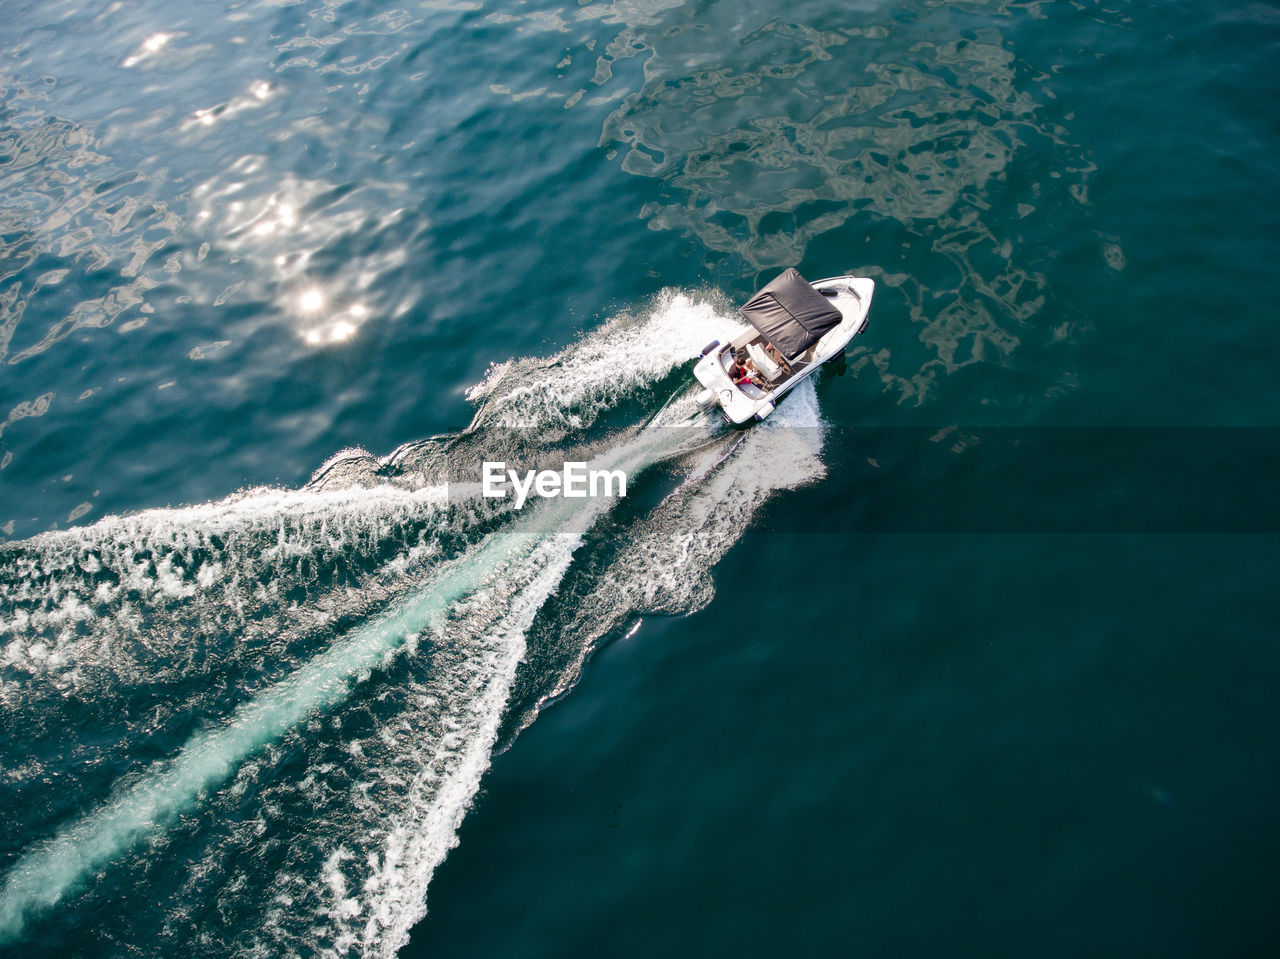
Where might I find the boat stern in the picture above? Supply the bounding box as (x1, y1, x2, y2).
(693, 343, 771, 425)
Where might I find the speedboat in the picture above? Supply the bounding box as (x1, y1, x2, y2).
(693, 268, 874, 425)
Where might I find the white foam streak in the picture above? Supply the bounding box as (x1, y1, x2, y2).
(324, 426, 704, 957)
(473, 290, 739, 429)
(0, 286, 813, 956)
(0, 516, 483, 942)
(0, 422, 699, 949)
(527, 379, 826, 717)
(1, 484, 448, 697)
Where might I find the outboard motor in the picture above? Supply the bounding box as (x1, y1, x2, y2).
(695, 388, 716, 411)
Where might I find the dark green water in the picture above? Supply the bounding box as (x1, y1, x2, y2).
(1, 1, 1277, 956)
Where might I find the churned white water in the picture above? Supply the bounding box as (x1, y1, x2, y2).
(0, 289, 830, 955)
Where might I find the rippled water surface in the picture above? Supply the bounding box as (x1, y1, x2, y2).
(2, 1, 1278, 956)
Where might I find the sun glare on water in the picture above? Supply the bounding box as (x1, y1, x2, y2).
(122, 32, 172, 67)
(301, 298, 366, 346)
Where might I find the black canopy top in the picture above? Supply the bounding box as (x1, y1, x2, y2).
(738, 268, 841, 359)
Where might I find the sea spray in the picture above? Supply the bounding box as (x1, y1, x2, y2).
(319, 425, 716, 956)
(0, 390, 722, 947)
(0, 290, 828, 956)
(500, 378, 827, 741)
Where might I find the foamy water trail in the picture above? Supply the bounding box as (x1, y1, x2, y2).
(0, 287, 835, 956)
(0, 484, 451, 700)
(0, 415, 710, 945)
(0, 489, 468, 941)
(315, 425, 717, 957)
(462, 289, 740, 430)
(504, 378, 827, 738)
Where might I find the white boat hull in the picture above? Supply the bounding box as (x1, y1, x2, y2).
(693, 275, 874, 425)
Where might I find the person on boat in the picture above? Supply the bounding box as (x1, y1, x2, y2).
(730, 357, 762, 388)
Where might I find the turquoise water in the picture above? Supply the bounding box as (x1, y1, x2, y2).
(2, 1, 1278, 956)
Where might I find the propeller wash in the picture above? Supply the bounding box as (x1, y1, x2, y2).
(0, 290, 831, 957)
